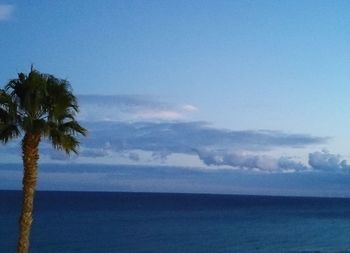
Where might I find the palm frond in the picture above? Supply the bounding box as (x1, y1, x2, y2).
(0, 89, 21, 142)
(48, 125, 80, 154)
(1, 66, 86, 155)
(0, 124, 20, 143)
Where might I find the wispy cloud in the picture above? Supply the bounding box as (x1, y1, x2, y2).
(78, 95, 198, 121)
(80, 121, 326, 153)
(0, 4, 14, 21)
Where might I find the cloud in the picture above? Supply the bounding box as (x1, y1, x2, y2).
(0, 95, 329, 171)
(56, 121, 325, 169)
(151, 150, 172, 162)
(196, 149, 307, 172)
(78, 95, 198, 121)
(82, 121, 327, 154)
(182, 104, 198, 112)
(0, 4, 14, 21)
(0, 113, 328, 170)
(1, 94, 326, 167)
(197, 149, 350, 172)
(128, 152, 140, 161)
(308, 150, 350, 171)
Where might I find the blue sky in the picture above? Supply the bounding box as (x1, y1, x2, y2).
(1, 1, 350, 196)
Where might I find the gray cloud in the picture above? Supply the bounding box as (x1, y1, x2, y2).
(76, 96, 326, 158)
(65, 121, 325, 170)
(82, 121, 326, 154)
(196, 149, 307, 172)
(0, 113, 329, 172)
(128, 152, 140, 162)
(308, 150, 350, 171)
(0, 95, 329, 172)
(0, 4, 14, 21)
(16, 120, 324, 168)
(151, 150, 172, 163)
(78, 95, 197, 121)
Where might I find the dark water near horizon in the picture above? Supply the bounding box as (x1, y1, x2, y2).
(1, 191, 350, 253)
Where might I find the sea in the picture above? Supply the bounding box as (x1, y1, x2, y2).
(1, 191, 350, 253)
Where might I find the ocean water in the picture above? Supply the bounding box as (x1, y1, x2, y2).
(1, 191, 350, 253)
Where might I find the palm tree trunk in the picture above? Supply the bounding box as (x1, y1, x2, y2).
(17, 133, 40, 253)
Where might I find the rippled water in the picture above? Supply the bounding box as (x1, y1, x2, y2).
(1, 191, 350, 253)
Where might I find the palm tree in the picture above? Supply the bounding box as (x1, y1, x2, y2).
(0, 66, 87, 253)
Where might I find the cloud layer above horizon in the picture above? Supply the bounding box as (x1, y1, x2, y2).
(1, 95, 348, 173)
(1, 94, 350, 197)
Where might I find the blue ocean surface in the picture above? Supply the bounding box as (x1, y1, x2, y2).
(1, 191, 350, 253)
